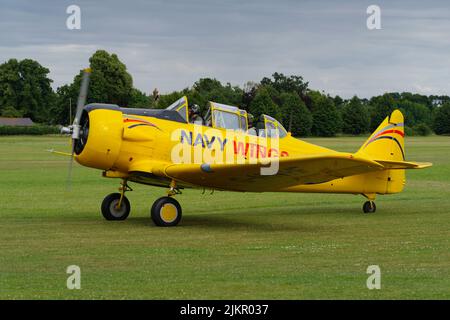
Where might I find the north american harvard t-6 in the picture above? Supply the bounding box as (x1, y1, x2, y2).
(57, 69, 432, 227)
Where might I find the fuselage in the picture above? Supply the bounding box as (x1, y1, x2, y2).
(75, 104, 403, 196)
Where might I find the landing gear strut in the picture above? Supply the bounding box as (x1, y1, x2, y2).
(150, 180, 182, 227)
(101, 179, 183, 226)
(101, 179, 132, 220)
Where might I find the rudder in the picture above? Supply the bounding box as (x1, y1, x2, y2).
(357, 110, 406, 194)
(358, 109, 405, 161)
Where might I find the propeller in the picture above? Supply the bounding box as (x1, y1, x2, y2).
(61, 68, 91, 190)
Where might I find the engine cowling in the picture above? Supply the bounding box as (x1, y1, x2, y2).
(75, 104, 123, 170)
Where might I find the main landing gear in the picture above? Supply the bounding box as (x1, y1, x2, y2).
(101, 179, 132, 220)
(101, 179, 183, 227)
(151, 180, 182, 227)
(362, 194, 377, 214)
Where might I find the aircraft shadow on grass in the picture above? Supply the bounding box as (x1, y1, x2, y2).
(124, 212, 329, 233)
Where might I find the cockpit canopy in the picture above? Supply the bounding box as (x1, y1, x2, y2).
(258, 114, 288, 138)
(166, 96, 188, 122)
(165, 96, 288, 138)
(204, 102, 248, 131)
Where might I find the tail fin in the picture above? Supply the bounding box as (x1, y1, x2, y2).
(357, 109, 405, 161)
(356, 110, 406, 194)
(354, 110, 431, 195)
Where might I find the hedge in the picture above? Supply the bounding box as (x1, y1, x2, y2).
(0, 125, 60, 135)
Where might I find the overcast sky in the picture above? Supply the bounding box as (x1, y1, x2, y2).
(1, 0, 449, 98)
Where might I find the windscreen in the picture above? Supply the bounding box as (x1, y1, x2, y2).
(166, 96, 188, 122)
(213, 110, 240, 130)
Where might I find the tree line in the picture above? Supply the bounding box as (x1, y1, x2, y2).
(1, 49, 449, 136)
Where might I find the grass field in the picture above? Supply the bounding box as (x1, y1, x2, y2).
(0, 135, 449, 299)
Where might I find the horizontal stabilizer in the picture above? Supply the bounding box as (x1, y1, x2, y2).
(375, 159, 432, 169)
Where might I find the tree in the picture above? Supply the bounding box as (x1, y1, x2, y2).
(341, 96, 370, 135)
(50, 50, 135, 124)
(397, 100, 431, 127)
(433, 103, 450, 135)
(242, 81, 258, 110)
(129, 88, 152, 108)
(1, 106, 23, 117)
(260, 72, 308, 97)
(0, 58, 55, 122)
(50, 84, 77, 125)
(187, 78, 243, 112)
(310, 92, 342, 137)
(280, 92, 312, 136)
(249, 87, 282, 121)
(333, 95, 344, 109)
(412, 123, 432, 136)
(369, 93, 397, 131)
(78, 50, 133, 107)
(157, 91, 185, 109)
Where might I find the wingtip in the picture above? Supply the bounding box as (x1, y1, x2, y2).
(414, 162, 433, 169)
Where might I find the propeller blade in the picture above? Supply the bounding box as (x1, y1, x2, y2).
(66, 67, 91, 191)
(72, 67, 91, 139)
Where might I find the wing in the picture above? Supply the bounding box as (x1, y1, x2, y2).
(164, 153, 384, 192)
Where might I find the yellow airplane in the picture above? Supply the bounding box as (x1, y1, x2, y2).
(61, 69, 432, 226)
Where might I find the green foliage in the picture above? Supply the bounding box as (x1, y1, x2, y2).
(341, 96, 370, 135)
(398, 100, 431, 127)
(0, 51, 444, 136)
(0, 58, 55, 123)
(48, 84, 77, 125)
(0, 125, 59, 135)
(249, 87, 282, 121)
(404, 126, 413, 136)
(50, 50, 134, 123)
(129, 88, 153, 108)
(433, 103, 450, 135)
(400, 92, 431, 108)
(279, 92, 312, 136)
(412, 123, 432, 136)
(84, 50, 134, 107)
(369, 93, 397, 131)
(260, 72, 308, 96)
(1, 106, 23, 118)
(333, 95, 344, 108)
(157, 91, 186, 109)
(188, 78, 243, 113)
(310, 91, 342, 137)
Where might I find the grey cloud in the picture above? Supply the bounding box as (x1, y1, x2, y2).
(0, 0, 449, 98)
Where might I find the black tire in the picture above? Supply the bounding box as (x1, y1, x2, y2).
(151, 196, 182, 227)
(363, 201, 376, 214)
(101, 193, 131, 221)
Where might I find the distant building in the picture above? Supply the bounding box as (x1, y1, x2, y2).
(432, 99, 443, 107)
(0, 117, 34, 126)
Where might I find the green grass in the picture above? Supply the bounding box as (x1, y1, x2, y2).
(0, 135, 449, 299)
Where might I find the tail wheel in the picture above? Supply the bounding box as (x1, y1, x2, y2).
(151, 196, 182, 227)
(101, 193, 131, 220)
(363, 201, 376, 214)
